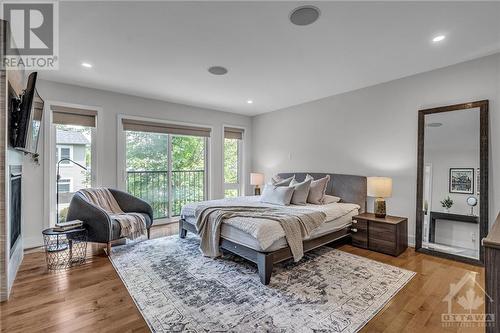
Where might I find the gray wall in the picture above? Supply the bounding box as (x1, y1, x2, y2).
(23, 80, 253, 247)
(252, 53, 500, 245)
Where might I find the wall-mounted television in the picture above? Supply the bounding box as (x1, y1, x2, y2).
(10, 72, 44, 154)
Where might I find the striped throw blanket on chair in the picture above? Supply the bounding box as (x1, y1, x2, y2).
(79, 188, 147, 240)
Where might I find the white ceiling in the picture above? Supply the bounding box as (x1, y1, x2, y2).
(40, 1, 500, 116)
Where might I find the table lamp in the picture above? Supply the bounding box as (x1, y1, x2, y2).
(367, 177, 392, 218)
(250, 173, 264, 195)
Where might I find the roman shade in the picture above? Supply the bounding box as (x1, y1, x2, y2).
(122, 118, 211, 137)
(52, 105, 97, 127)
(224, 127, 244, 140)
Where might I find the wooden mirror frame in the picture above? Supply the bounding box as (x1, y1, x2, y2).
(415, 100, 489, 265)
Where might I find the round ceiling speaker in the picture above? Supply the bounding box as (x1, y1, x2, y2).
(208, 66, 228, 75)
(290, 6, 320, 26)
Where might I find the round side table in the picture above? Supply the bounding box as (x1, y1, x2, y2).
(42, 228, 88, 269)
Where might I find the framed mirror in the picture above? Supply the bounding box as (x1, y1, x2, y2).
(415, 100, 489, 265)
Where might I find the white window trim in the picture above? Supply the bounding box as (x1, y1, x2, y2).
(57, 178, 73, 193)
(222, 124, 246, 197)
(44, 101, 102, 230)
(117, 114, 212, 224)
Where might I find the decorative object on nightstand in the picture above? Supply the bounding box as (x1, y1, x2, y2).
(351, 213, 408, 256)
(250, 173, 264, 195)
(42, 227, 88, 269)
(367, 177, 392, 218)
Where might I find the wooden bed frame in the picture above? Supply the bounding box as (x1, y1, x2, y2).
(179, 172, 367, 285)
(179, 219, 351, 284)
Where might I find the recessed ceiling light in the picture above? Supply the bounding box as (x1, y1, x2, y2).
(290, 5, 320, 26)
(247, 100, 253, 104)
(432, 35, 446, 43)
(81, 62, 93, 68)
(427, 122, 443, 128)
(208, 66, 228, 75)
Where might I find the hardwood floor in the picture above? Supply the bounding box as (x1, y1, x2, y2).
(0, 223, 486, 333)
(343, 246, 485, 333)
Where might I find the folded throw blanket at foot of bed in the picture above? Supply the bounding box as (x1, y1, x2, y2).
(195, 205, 326, 261)
(79, 188, 147, 240)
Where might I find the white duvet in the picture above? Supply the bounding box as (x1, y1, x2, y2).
(181, 196, 360, 251)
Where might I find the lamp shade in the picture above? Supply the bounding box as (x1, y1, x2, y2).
(367, 177, 392, 198)
(250, 173, 264, 186)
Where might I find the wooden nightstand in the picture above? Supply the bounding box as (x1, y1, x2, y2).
(351, 213, 408, 256)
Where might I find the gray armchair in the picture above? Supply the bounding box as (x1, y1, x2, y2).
(66, 188, 154, 254)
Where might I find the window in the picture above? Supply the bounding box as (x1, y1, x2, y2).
(122, 118, 210, 219)
(57, 178, 72, 193)
(126, 131, 169, 219)
(55, 126, 92, 194)
(51, 105, 97, 223)
(224, 127, 243, 198)
(56, 146, 73, 165)
(171, 135, 207, 216)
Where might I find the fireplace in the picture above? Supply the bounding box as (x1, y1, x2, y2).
(10, 166, 21, 257)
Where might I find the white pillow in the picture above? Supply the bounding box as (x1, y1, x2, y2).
(260, 184, 294, 206)
(271, 175, 294, 187)
(323, 195, 341, 204)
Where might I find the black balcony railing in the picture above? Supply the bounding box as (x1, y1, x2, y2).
(127, 170, 205, 219)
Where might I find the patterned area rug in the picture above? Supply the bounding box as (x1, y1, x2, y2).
(110, 235, 415, 332)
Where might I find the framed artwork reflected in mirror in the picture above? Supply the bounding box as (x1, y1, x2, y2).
(449, 168, 474, 194)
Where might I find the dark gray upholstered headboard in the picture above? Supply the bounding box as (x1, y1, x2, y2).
(277, 173, 367, 213)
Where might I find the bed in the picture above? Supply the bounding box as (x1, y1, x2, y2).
(179, 172, 367, 285)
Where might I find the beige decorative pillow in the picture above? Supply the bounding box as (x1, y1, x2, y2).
(307, 174, 330, 204)
(289, 178, 312, 205)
